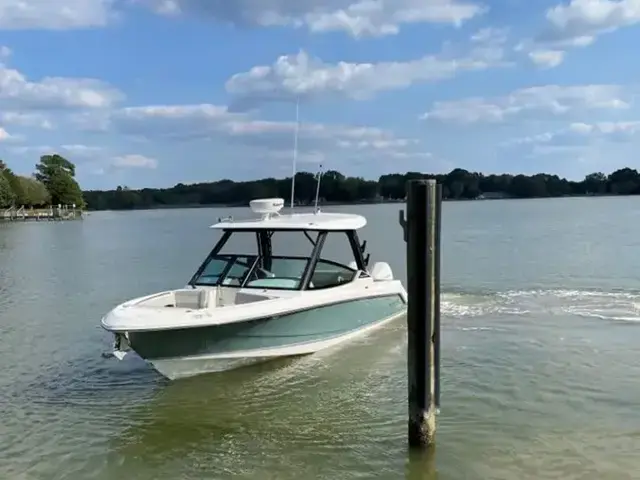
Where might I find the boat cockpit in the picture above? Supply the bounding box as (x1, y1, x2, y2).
(188, 228, 371, 292)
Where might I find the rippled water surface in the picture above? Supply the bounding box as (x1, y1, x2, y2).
(1, 197, 640, 479)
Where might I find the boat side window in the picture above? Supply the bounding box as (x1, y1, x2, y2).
(307, 231, 358, 290)
(308, 259, 357, 290)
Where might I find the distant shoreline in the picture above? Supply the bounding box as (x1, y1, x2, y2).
(84, 192, 621, 212)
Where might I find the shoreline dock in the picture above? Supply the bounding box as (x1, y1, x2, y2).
(1, 206, 84, 221)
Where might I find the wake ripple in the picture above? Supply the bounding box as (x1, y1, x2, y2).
(442, 288, 640, 323)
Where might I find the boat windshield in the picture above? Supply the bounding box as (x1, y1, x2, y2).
(191, 230, 360, 291)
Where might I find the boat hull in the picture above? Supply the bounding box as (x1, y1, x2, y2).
(123, 294, 406, 380)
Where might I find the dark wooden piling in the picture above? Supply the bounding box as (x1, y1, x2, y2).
(434, 183, 442, 409)
(399, 179, 442, 449)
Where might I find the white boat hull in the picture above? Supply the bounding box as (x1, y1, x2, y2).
(101, 238, 408, 380)
(148, 308, 405, 380)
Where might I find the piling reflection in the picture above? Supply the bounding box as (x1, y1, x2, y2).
(405, 448, 438, 480)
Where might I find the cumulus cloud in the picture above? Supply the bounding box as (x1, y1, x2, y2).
(521, 0, 640, 68)
(420, 84, 631, 123)
(528, 49, 565, 68)
(8, 144, 103, 157)
(0, 126, 12, 141)
(542, 0, 640, 45)
(225, 46, 508, 109)
(502, 121, 640, 150)
(0, 112, 53, 129)
(109, 104, 416, 150)
(0, 51, 122, 116)
(111, 154, 158, 168)
(138, 0, 485, 37)
(0, 0, 486, 35)
(0, 0, 113, 30)
(8, 144, 159, 173)
(101, 102, 429, 163)
(470, 26, 509, 44)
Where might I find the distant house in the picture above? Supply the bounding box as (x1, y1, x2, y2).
(477, 192, 509, 200)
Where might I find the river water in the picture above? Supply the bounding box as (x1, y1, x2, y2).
(1, 197, 640, 479)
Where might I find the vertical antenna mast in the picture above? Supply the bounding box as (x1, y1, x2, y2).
(314, 164, 323, 213)
(290, 97, 300, 211)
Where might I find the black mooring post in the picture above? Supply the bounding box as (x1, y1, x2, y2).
(434, 184, 442, 409)
(399, 179, 441, 449)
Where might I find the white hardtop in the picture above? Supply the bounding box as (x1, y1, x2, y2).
(210, 198, 367, 231)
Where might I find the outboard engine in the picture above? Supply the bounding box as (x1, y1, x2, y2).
(370, 262, 394, 281)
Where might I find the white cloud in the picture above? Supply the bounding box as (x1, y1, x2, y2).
(8, 144, 103, 157)
(337, 137, 419, 150)
(104, 102, 427, 161)
(0, 112, 53, 129)
(523, 0, 640, 68)
(543, 0, 640, 44)
(0, 0, 113, 30)
(109, 104, 233, 138)
(420, 84, 631, 123)
(225, 47, 508, 108)
(0, 52, 122, 113)
(111, 154, 158, 169)
(470, 26, 508, 44)
(0, 45, 10, 58)
(503, 121, 640, 148)
(528, 49, 565, 68)
(7, 144, 159, 173)
(0, 126, 11, 141)
(139, 0, 485, 37)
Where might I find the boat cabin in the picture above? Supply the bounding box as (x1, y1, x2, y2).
(188, 199, 371, 292)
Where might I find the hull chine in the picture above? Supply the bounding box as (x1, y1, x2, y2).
(147, 305, 406, 380)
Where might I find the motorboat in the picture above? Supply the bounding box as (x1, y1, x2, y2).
(101, 198, 407, 380)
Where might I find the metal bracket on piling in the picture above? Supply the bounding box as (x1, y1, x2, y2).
(398, 210, 408, 242)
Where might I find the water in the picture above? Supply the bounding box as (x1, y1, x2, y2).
(1, 196, 640, 479)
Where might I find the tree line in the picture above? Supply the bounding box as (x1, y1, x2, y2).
(0, 155, 85, 209)
(82, 167, 640, 211)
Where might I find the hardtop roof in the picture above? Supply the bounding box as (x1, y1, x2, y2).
(210, 211, 367, 231)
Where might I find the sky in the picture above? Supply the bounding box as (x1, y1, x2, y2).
(1, 0, 640, 190)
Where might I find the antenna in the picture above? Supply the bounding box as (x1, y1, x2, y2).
(290, 97, 300, 211)
(314, 163, 323, 213)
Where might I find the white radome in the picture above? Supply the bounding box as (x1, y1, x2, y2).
(249, 198, 285, 217)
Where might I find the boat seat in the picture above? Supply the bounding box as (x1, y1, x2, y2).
(245, 278, 300, 289)
(174, 289, 209, 309)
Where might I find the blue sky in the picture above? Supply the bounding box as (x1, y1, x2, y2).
(1, 0, 640, 189)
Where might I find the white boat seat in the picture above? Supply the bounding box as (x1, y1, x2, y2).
(245, 278, 300, 289)
(174, 289, 209, 309)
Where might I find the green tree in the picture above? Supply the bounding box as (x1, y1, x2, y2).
(0, 160, 16, 207)
(584, 172, 607, 194)
(18, 176, 51, 206)
(0, 171, 13, 208)
(35, 154, 84, 207)
(80, 166, 640, 211)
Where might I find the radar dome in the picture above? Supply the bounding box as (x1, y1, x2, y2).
(249, 198, 285, 217)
